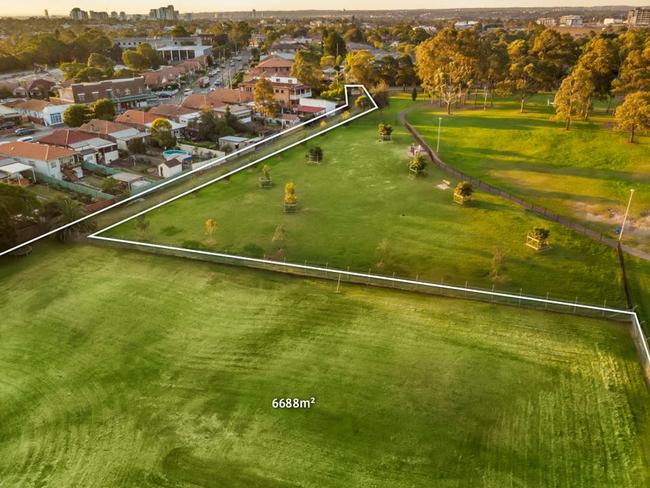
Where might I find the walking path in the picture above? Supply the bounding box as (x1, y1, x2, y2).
(398, 105, 650, 263)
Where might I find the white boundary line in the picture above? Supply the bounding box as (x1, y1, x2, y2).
(0, 85, 376, 257)
(90, 235, 650, 368)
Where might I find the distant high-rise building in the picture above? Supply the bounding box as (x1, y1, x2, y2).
(70, 8, 89, 21)
(89, 11, 110, 22)
(44, 9, 49, 19)
(627, 8, 650, 26)
(149, 4, 179, 21)
(111, 11, 118, 19)
(119, 11, 127, 21)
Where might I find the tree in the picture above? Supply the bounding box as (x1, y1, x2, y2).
(378, 122, 393, 141)
(138, 43, 162, 70)
(253, 77, 279, 118)
(409, 153, 427, 175)
(396, 54, 417, 91)
(577, 37, 619, 108)
(307, 146, 323, 162)
(91, 98, 115, 121)
(171, 25, 191, 38)
(52, 198, 94, 242)
(63, 104, 89, 127)
(529, 28, 578, 89)
(291, 51, 323, 89)
(284, 181, 297, 211)
(553, 66, 595, 130)
(204, 218, 218, 241)
(127, 138, 146, 154)
(323, 30, 347, 59)
(377, 55, 399, 86)
(496, 39, 546, 113)
(411, 86, 417, 101)
(87, 52, 114, 71)
(415, 27, 480, 115)
(615, 91, 650, 143)
(150, 118, 176, 149)
(344, 50, 378, 87)
(613, 39, 650, 96)
(0, 184, 39, 250)
(122, 50, 149, 72)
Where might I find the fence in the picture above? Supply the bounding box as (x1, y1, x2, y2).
(81, 160, 121, 176)
(37, 173, 113, 200)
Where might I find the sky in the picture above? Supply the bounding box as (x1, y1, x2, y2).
(4, 0, 649, 16)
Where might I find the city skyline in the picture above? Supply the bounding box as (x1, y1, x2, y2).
(4, 0, 650, 17)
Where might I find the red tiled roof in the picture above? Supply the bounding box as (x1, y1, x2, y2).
(37, 129, 95, 147)
(149, 104, 196, 118)
(256, 55, 294, 68)
(79, 119, 135, 135)
(0, 141, 76, 161)
(115, 110, 160, 126)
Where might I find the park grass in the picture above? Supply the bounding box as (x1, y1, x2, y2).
(406, 94, 650, 252)
(0, 243, 649, 487)
(104, 95, 626, 308)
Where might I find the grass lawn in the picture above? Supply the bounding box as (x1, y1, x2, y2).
(0, 243, 649, 487)
(104, 95, 626, 307)
(406, 95, 650, 252)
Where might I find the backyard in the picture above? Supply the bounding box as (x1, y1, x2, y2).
(0, 243, 648, 487)
(102, 96, 627, 308)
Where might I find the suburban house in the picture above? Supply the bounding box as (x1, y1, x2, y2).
(214, 104, 253, 123)
(157, 159, 183, 178)
(79, 119, 148, 151)
(180, 93, 224, 111)
(143, 56, 211, 90)
(37, 129, 119, 165)
(115, 110, 186, 137)
(241, 79, 311, 108)
(149, 104, 200, 124)
(55, 77, 157, 111)
(0, 141, 80, 180)
(247, 55, 294, 79)
(27, 79, 56, 99)
(0, 105, 22, 129)
(241, 55, 312, 108)
(5, 99, 70, 126)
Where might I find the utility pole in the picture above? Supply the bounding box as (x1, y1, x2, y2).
(618, 189, 635, 241)
(436, 117, 442, 153)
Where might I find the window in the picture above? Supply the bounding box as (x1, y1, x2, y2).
(50, 113, 62, 124)
(78, 93, 86, 102)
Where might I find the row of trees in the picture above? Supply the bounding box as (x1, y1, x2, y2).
(63, 98, 115, 127)
(415, 26, 650, 116)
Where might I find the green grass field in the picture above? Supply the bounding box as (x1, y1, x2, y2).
(1, 243, 649, 487)
(406, 95, 650, 252)
(103, 96, 626, 308)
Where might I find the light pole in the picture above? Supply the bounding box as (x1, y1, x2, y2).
(618, 189, 635, 241)
(436, 117, 442, 153)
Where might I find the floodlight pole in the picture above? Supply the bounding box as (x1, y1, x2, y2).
(436, 117, 442, 153)
(618, 189, 635, 241)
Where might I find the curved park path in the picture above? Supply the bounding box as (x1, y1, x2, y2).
(398, 104, 650, 264)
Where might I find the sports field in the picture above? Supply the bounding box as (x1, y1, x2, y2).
(102, 96, 626, 308)
(406, 95, 650, 252)
(0, 243, 649, 487)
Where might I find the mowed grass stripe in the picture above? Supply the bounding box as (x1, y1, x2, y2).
(0, 243, 649, 486)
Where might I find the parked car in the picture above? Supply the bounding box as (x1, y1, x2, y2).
(183, 89, 193, 96)
(17, 136, 33, 142)
(15, 128, 35, 136)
